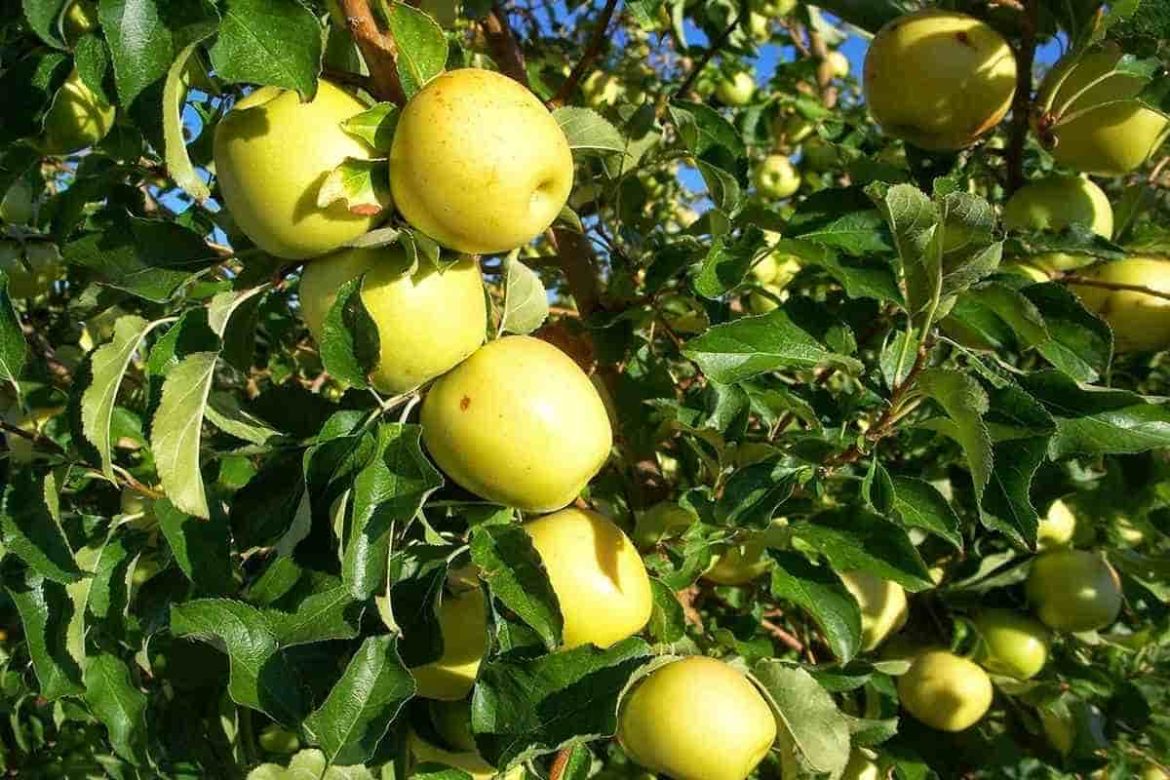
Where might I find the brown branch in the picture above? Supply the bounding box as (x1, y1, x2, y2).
(761, 618, 804, 653)
(676, 585, 703, 629)
(549, 0, 621, 109)
(480, 2, 529, 85)
(322, 67, 375, 94)
(1147, 154, 1170, 185)
(549, 747, 572, 780)
(780, 19, 812, 59)
(1064, 274, 1170, 303)
(340, 0, 406, 105)
(674, 13, 742, 98)
(1004, 0, 1040, 194)
(806, 26, 838, 109)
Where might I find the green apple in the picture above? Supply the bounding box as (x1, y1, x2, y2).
(0, 241, 62, 298)
(1037, 498, 1076, 551)
(1140, 764, 1170, 780)
(299, 246, 485, 393)
(1069, 257, 1170, 353)
(703, 539, 771, 586)
(751, 236, 802, 289)
(1039, 706, 1074, 755)
(618, 656, 777, 780)
(864, 10, 1016, 150)
(258, 725, 300, 754)
(775, 113, 815, 147)
(1036, 43, 1170, 176)
(1026, 549, 1122, 633)
(41, 69, 115, 155)
(1003, 175, 1113, 271)
(1001, 262, 1050, 283)
(753, 154, 800, 199)
(749, 13, 770, 43)
(582, 71, 621, 108)
(4, 406, 60, 463)
(1113, 515, 1146, 546)
(1, 178, 35, 225)
(214, 80, 381, 259)
(897, 650, 993, 732)
(841, 749, 880, 780)
(62, 1, 98, 43)
(715, 71, 755, 107)
(826, 50, 850, 79)
(390, 69, 573, 255)
(408, 731, 497, 780)
(420, 335, 612, 512)
(973, 609, 1050, 680)
(840, 570, 909, 652)
(410, 585, 488, 700)
(119, 487, 156, 530)
(524, 508, 652, 648)
(800, 136, 836, 171)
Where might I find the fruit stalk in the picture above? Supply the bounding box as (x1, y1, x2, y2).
(1004, 0, 1040, 194)
(339, 0, 407, 104)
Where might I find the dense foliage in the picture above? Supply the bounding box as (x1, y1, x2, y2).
(0, 0, 1169, 778)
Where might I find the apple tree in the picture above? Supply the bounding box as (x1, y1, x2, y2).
(0, 0, 1169, 778)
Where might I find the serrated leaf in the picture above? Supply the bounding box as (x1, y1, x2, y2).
(716, 456, 804, 529)
(667, 101, 745, 158)
(695, 159, 740, 213)
(471, 523, 563, 650)
(22, 0, 69, 48)
(788, 187, 894, 257)
(317, 158, 392, 217)
(151, 351, 219, 518)
(791, 509, 933, 592)
(0, 470, 82, 584)
(1022, 282, 1112, 382)
(84, 653, 148, 765)
(318, 276, 379, 389)
(692, 226, 767, 299)
(205, 392, 285, 445)
(155, 499, 233, 595)
(768, 550, 862, 663)
(385, 2, 447, 98)
(266, 584, 363, 646)
(0, 272, 28, 385)
(1, 559, 84, 699)
(753, 660, 850, 776)
(304, 636, 415, 765)
(208, 0, 323, 97)
(164, 43, 211, 202)
(889, 476, 962, 549)
(917, 368, 992, 500)
(870, 183, 939, 319)
(342, 102, 398, 151)
(500, 257, 548, 335)
(553, 107, 625, 155)
(980, 436, 1047, 549)
(98, 0, 217, 105)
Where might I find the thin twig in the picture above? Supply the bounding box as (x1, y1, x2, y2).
(548, 0, 621, 108)
(322, 67, 375, 93)
(1005, 0, 1040, 194)
(480, 2, 529, 85)
(761, 618, 804, 653)
(806, 26, 838, 109)
(674, 14, 742, 98)
(1064, 274, 1170, 302)
(339, 0, 406, 105)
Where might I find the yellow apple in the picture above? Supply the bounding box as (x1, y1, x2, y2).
(420, 335, 612, 512)
(1037, 498, 1076, 551)
(1069, 257, 1170, 353)
(119, 487, 156, 526)
(618, 656, 777, 780)
(523, 508, 652, 648)
(1140, 763, 1170, 780)
(410, 585, 488, 700)
(840, 570, 909, 652)
(1001, 262, 1050, 283)
(1036, 43, 1170, 176)
(751, 236, 802, 288)
(299, 246, 485, 393)
(1003, 175, 1113, 271)
(752, 154, 799, 199)
(897, 650, 993, 732)
(389, 69, 573, 256)
(408, 731, 516, 780)
(841, 749, 880, 780)
(864, 10, 1016, 150)
(0, 241, 62, 298)
(749, 13, 770, 43)
(703, 539, 770, 586)
(715, 71, 755, 107)
(40, 69, 115, 155)
(213, 80, 381, 259)
(826, 50, 850, 79)
(1026, 549, 1122, 633)
(972, 609, 1050, 680)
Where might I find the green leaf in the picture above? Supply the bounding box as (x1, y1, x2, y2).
(318, 276, 378, 389)
(85, 526, 143, 626)
(0, 470, 83, 584)
(889, 476, 962, 549)
(84, 653, 149, 765)
(682, 308, 861, 384)
(788, 187, 894, 257)
(668, 101, 745, 159)
(980, 436, 1047, 549)
(1, 560, 84, 699)
(151, 351, 219, 518)
(870, 183, 939, 319)
(470, 523, 563, 650)
(768, 550, 862, 663)
(716, 457, 804, 529)
(317, 158, 392, 217)
(342, 102, 399, 152)
(384, 2, 447, 98)
(692, 226, 767, 299)
(208, 0, 323, 97)
(164, 43, 211, 203)
(776, 238, 901, 303)
(553, 107, 626, 155)
(22, 0, 69, 48)
(471, 638, 651, 767)
(155, 498, 233, 595)
(205, 392, 285, 445)
(695, 159, 740, 213)
(753, 660, 850, 776)
(1022, 282, 1112, 382)
(500, 257, 548, 335)
(917, 368, 992, 500)
(98, 0, 217, 105)
(646, 578, 685, 644)
(304, 636, 416, 766)
(790, 509, 933, 592)
(0, 272, 28, 385)
(267, 583, 364, 646)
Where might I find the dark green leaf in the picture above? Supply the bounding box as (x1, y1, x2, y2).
(470, 523, 563, 650)
(209, 0, 323, 97)
(1, 470, 82, 584)
(318, 275, 379, 389)
(84, 653, 149, 765)
(889, 476, 962, 549)
(1, 560, 84, 699)
(791, 510, 933, 592)
(0, 272, 27, 386)
(98, 0, 217, 105)
(155, 499, 233, 595)
(768, 551, 861, 663)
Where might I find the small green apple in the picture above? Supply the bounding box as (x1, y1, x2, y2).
(1026, 549, 1122, 633)
(841, 749, 880, 780)
(897, 650, 993, 732)
(749, 13, 770, 43)
(703, 539, 771, 586)
(753, 154, 800, 199)
(840, 570, 909, 652)
(1000, 262, 1050, 284)
(61, 1, 98, 43)
(41, 69, 115, 155)
(1070, 257, 1170, 353)
(825, 50, 850, 79)
(715, 71, 755, 107)
(775, 113, 816, 147)
(258, 725, 300, 754)
(1037, 498, 1077, 551)
(1003, 175, 1113, 271)
(864, 10, 1017, 150)
(410, 585, 488, 701)
(582, 71, 621, 108)
(973, 609, 1050, 680)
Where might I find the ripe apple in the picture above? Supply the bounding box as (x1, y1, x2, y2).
(1036, 43, 1170, 176)
(214, 80, 381, 260)
(1037, 498, 1076, 550)
(703, 539, 771, 586)
(523, 508, 652, 648)
(1026, 549, 1122, 633)
(1003, 175, 1113, 271)
(420, 335, 612, 512)
(1069, 257, 1170, 353)
(0, 241, 62, 298)
(897, 650, 993, 732)
(390, 69, 573, 256)
(618, 656, 777, 780)
(40, 69, 115, 155)
(715, 71, 755, 107)
(840, 570, 909, 652)
(972, 609, 1050, 680)
(841, 749, 880, 780)
(410, 585, 488, 700)
(299, 246, 485, 393)
(408, 731, 503, 780)
(748, 236, 802, 315)
(826, 50, 850, 79)
(864, 10, 1016, 150)
(753, 154, 800, 199)
(1140, 764, 1170, 780)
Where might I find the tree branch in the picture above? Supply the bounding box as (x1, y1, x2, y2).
(1004, 0, 1039, 194)
(339, 0, 406, 105)
(480, 2, 530, 85)
(674, 13, 742, 98)
(807, 26, 838, 109)
(1064, 274, 1170, 303)
(549, 0, 621, 108)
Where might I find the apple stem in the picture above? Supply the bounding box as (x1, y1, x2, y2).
(340, 0, 407, 105)
(548, 0, 622, 110)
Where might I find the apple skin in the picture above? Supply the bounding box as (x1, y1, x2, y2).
(897, 650, 993, 732)
(826, 50, 850, 79)
(410, 585, 488, 700)
(864, 10, 1016, 150)
(1038, 43, 1170, 176)
(524, 508, 651, 648)
(715, 71, 755, 107)
(841, 749, 880, 780)
(1069, 257, 1170, 353)
(1026, 549, 1122, 633)
(0, 241, 62, 299)
(300, 247, 485, 393)
(972, 609, 1050, 680)
(390, 69, 573, 256)
(1140, 764, 1170, 780)
(775, 113, 815, 147)
(420, 336, 612, 512)
(840, 570, 909, 652)
(40, 69, 115, 156)
(1037, 498, 1076, 551)
(618, 656, 777, 780)
(753, 154, 800, 199)
(703, 540, 771, 586)
(408, 730, 516, 780)
(214, 81, 380, 260)
(1003, 175, 1113, 271)
(257, 725, 300, 754)
(582, 71, 621, 108)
